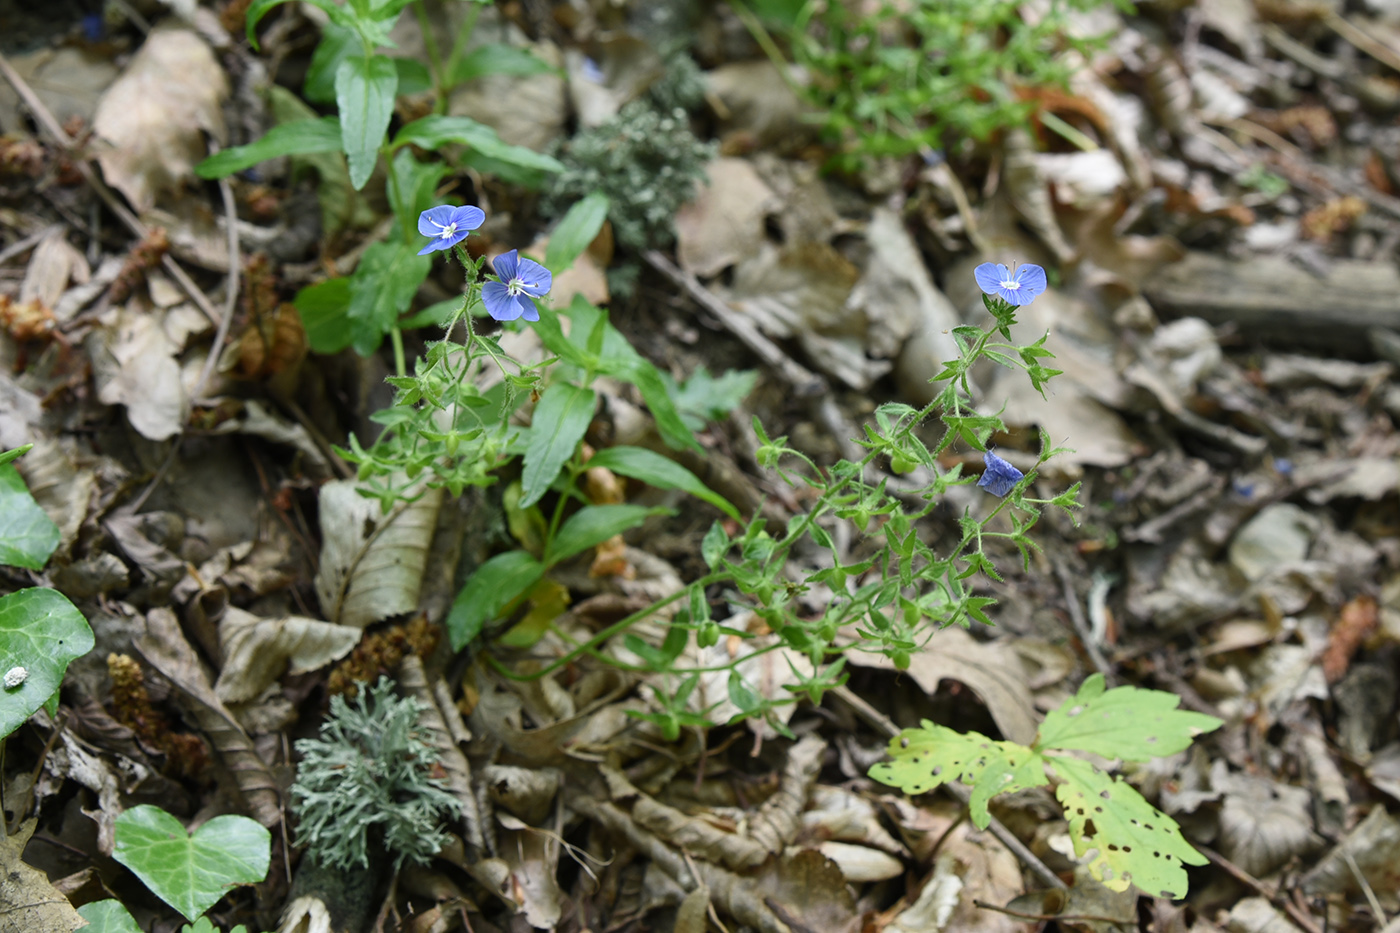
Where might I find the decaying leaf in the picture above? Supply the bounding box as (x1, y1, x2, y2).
(92, 27, 228, 212)
(315, 477, 443, 628)
(215, 607, 361, 704)
(0, 819, 86, 933)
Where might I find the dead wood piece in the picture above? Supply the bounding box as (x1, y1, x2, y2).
(397, 655, 486, 855)
(1145, 252, 1400, 355)
(134, 608, 281, 827)
(748, 735, 825, 855)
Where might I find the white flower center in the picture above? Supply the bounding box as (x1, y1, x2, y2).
(507, 277, 525, 297)
(1000, 278, 1021, 290)
(434, 221, 459, 240)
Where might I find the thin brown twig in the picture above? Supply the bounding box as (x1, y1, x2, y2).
(1053, 557, 1114, 680)
(1196, 845, 1324, 933)
(194, 158, 240, 399)
(831, 685, 1069, 892)
(0, 49, 224, 328)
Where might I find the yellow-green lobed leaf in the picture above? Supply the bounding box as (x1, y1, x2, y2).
(1035, 673, 1223, 760)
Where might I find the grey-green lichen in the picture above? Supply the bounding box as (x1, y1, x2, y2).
(291, 677, 460, 870)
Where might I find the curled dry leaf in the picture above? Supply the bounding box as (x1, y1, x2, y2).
(675, 157, 779, 278)
(315, 477, 443, 628)
(93, 27, 228, 212)
(214, 606, 361, 704)
(134, 609, 280, 827)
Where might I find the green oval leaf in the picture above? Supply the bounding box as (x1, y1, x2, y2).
(196, 117, 343, 179)
(447, 550, 544, 651)
(347, 242, 432, 356)
(0, 462, 60, 570)
(0, 588, 93, 740)
(293, 277, 353, 354)
(547, 504, 668, 567)
(520, 383, 596, 508)
(336, 54, 398, 190)
(586, 446, 738, 520)
(545, 192, 610, 273)
(113, 806, 271, 922)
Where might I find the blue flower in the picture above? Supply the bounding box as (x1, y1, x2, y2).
(482, 250, 551, 323)
(417, 205, 485, 255)
(978, 449, 1024, 497)
(974, 262, 1047, 306)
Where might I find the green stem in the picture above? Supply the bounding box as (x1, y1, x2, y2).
(439, 3, 481, 114)
(390, 326, 406, 378)
(486, 572, 727, 681)
(412, 0, 445, 99)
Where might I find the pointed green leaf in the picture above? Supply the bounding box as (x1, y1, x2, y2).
(0, 463, 59, 570)
(294, 277, 353, 354)
(586, 446, 739, 520)
(112, 806, 270, 922)
(335, 54, 397, 190)
(545, 192, 610, 273)
(0, 589, 93, 740)
(1036, 673, 1223, 760)
(195, 117, 343, 179)
(391, 116, 564, 175)
(1048, 755, 1206, 898)
(447, 550, 544, 651)
(520, 383, 595, 508)
(245, 0, 358, 50)
(451, 43, 556, 83)
(547, 504, 667, 567)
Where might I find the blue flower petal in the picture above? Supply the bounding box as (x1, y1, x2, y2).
(1009, 264, 1047, 305)
(418, 205, 458, 237)
(974, 263, 1009, 297)
(492, 250, 519, 283)
(515, 256, 552, 297)
(977, 449, 1024, 497)
(519, 296, 540, 322)
(417, 238, 456, 256)
(482, 281, 522, 321)
(449, 205, 485, 232)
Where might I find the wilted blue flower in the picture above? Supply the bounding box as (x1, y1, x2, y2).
(978, 449, 1024, 497)
(482, 250, 551, 323)
(974, 262, 1047, 306)
(417, 205, 485, 255)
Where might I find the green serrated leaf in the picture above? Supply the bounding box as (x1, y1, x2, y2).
(586, 446, 739, 520)
(547, 504, 667, 567)
(347, 242, 431, 355)
(0, 463, 59, 570)
(1048, 754, 1206, 898)
(195, 117, 343, 179)
(520, 383, 595, 508)
(0, 589, 93, 741)
(113, 806, 270, 922)
(545, 192, 610, 273)
(1036, 673, 1223, 760)
(868, 721, 1045, 829)
(77, 900, 143, 933)
(335, 54, 397, 190)
(446, 550, 544, 651)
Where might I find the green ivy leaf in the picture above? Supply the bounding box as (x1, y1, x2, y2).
(868, 721, 1045, 829)
(447, 550, 544, 651)
(76, 900, 142, 933)
(547, 504, 668, 567)
(1035, 673, 1223, 760)
(335, 54, 398, 190)
(0, 589, 93, 741)
(545, 192, 610, 273)
(1048, 754, 1206, 898)
(520, 382, 596, 508)
(195, 117, 342, 179)
(586, 446, 739, 520)
(112, 806, 270, 922)
(0, 462, 59, 570)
